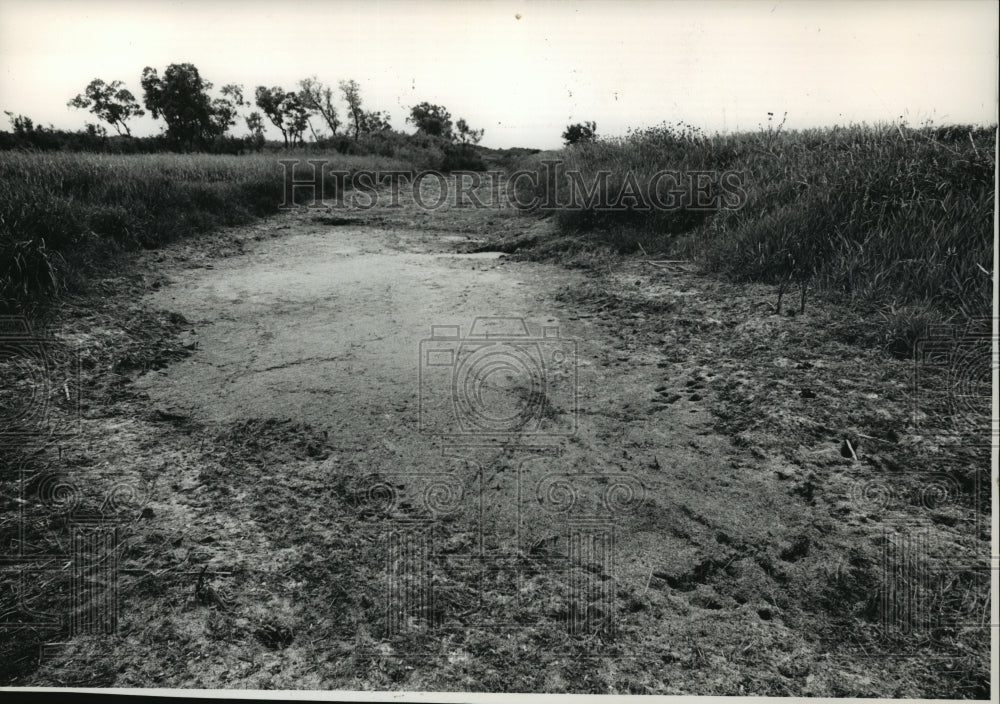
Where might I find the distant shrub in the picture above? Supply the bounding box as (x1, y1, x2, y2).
(440, 144, 487, 172)
(562, 121, 597, 145)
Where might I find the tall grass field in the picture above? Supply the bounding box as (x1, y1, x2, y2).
(518, 122, 995, 352)
(0, 151, 411, 309)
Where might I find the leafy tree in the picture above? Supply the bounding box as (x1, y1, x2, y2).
(84, 122, 108, 140)
(562, 121, 597, 145)
(244, 111, 266, 151)
(4, 111, 35, 136)
(407, 102, 452, 138)
(140, 63, 218, 149)
(358, 110, 392, 134)
(67, 79, 145, 136)
(281, 92, 312, 146)
(298, 77, 340, 136)
(454, 118, 484, 147)
(208, 84, 246, 138)
(339, 79, 364, 140)
(221, 84, 246, 107)
(254, 87, 313, 147)
(254, 86, 289, 146)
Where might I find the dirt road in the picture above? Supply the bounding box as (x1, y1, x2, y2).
(124, 203, 816, 690)
(16, 184, 988, 696)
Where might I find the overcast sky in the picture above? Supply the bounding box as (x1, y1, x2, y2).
(0, 0, 996, 149)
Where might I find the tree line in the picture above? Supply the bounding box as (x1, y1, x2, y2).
(61, 62, 485, 152)
(6, 60, 598, 154)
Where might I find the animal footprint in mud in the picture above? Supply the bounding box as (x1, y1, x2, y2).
(652, 385, 683, 404)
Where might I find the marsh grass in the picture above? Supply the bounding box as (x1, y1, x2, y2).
(0, 151, 412, 309)
(517, 122, 995, 352)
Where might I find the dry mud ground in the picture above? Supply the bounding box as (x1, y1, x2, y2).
(1, 179, 992, 696)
